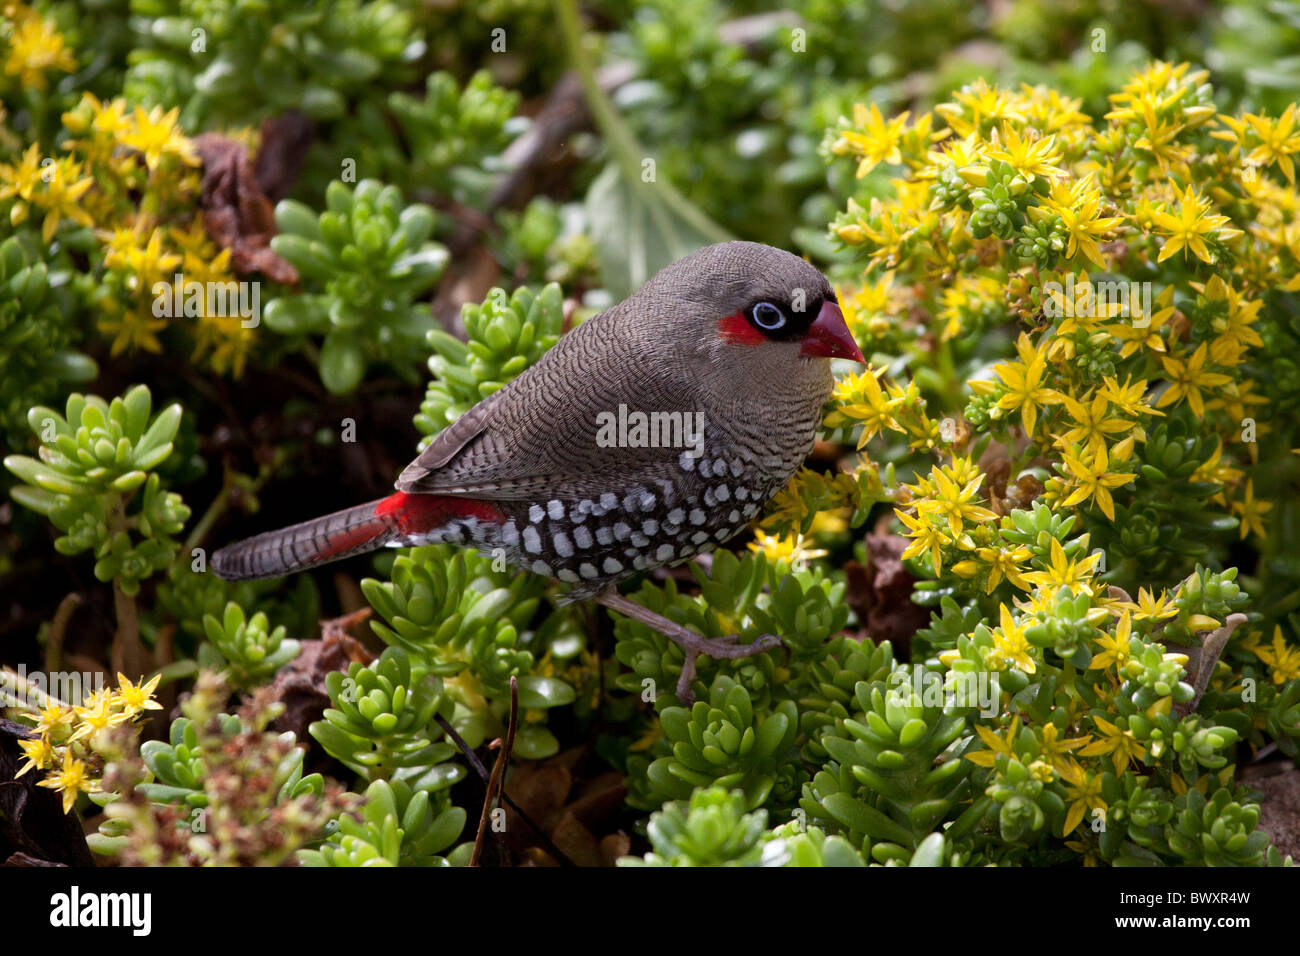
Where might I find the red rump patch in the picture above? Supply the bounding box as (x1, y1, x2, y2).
(717, 311, 766, 345)
(376, 492, 505, 534)
(314, 520, 389, 561)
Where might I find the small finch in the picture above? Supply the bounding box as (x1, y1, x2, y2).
(213, 241, 865, 699)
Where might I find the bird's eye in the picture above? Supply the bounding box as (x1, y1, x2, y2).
(751, 301, 786, 331)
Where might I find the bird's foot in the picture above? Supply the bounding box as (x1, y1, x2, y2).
(595, 590, 781, 704)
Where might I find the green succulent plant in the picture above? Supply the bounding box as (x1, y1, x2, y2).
(802, 675, 974, 861)
(389, 70, 519, 199)
(4, 384, 188, 595)
(1164, 787, 1276, 866)
(263, 178, 447, 394)
(309, 647, 463, 788)
(123, 0, 423, 128)
(199, 601, 302, 689)
(360, 544, 576, 759)
(415, 283, 565, 447)
(0, 234, 97, 450)
(88, 675, 341, 864)
(619, 787, 771, 867)
(639, 674, 799, 811)
(299, 778, 466, 867)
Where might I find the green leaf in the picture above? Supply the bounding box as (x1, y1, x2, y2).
(515, 675, 576, 709)
(585, 164, 728, 301)
(319, 332, 367, 394)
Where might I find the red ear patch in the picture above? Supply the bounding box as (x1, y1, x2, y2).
(717, 311, 767, 345)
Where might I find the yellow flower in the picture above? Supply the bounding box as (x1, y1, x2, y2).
(971, 545, 1033, 593)
(1106, 62, 1211, 127)
(837, 274, 899, 340)
(0, 142, 44, 205)
(937, 79, 1026, 138)
(1091, 611, 1134, 672)
(938, 274, 1003, 341)
(1253, 626, 1300, 684)
(1150, 184, 1241, 263)
(2, 11, 76, 90)
(1015, 84, 1092, 136)
(34, 702, 75, 739)
(748, 530, 827, 567)
(1099, 375, 1162, 420)
(1039, 723, 1091, 774)
(1080, 716, 1147, 776)
(1217, 105, 1300, 184)
(915, 468, 997, 536)
(1023, 537, 1100, 595)
(1046, 273, 1129, 353)
(1231, 480, 1272, 540)
(1115, 586, 1179, 623)
(37, 748, 94, 814)
(1034, 174, 1122, 270)
(1193, 276, 1264, 355)
(1208, 379, 1268, 428)
(98, 301, 169, 357)
(70, 689, 130, 741)
(120, 227, 183, 288)
(1059, 444, 1135, 521)
(90, 94, 132, 139)
(826, 366, 901, 446)
(965, 716, 1022, 768)
(122, 105, 199, 171)
(1058, 759, 1107, 836)
(897, 507, 951, 576)
(988, 333, 1061, 437)
(986, 124, 1066, 184)
(1111, 285, 1174, 358)
(990, 603, 1036, 673)
(1057, 391, 1135, 458)
(1156, 342, 1233, 418)
(115, 673, 163, 717)
(32, 157, 95, 243)
(837, 103, 911, 178)
(15, 735, 55, 778)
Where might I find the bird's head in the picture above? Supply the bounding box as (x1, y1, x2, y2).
(631, 242, 866, 378)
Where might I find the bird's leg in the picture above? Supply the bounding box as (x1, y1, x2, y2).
(595, 590, 782, 703)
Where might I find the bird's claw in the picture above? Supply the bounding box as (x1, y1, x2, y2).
(691, 632, 782, 658)
(592, 590, 783, 705)
(672, 633, 783, 704)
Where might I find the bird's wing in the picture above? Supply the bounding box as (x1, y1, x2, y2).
(395, 315, 701, 501)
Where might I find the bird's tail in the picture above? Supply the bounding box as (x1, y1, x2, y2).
(211, 492, 502, 581)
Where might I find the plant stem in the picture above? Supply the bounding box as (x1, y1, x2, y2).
(46, 592, 82, 673)
(470, 675, 518, 866)
(112, 580, 143, 680)
(184, 458, 278, 556)
(106, 494, 145, 679)
(554, 0, 730, 244)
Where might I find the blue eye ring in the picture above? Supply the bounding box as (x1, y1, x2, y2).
(751, 301, 786, 331)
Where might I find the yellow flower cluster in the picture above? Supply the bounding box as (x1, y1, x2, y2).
(3, 88, 255, 376)
(0, 2, 75, 92)
(825, 62, 1297, 570)
(10, 673, 162, 814)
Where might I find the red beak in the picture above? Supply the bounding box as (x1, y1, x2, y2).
(800, 300, 866, 363)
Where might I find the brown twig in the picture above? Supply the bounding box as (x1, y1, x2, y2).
(45, 592, 82, 674)
(319, 607, 372, 642)
(445, 11, 794, 259)
(1176, 612, 1248, 718)
(470, 676, 519, 867)
(434, 713, 577, 867)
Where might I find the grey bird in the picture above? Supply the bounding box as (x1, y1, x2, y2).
(212, 241, 865, 699)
